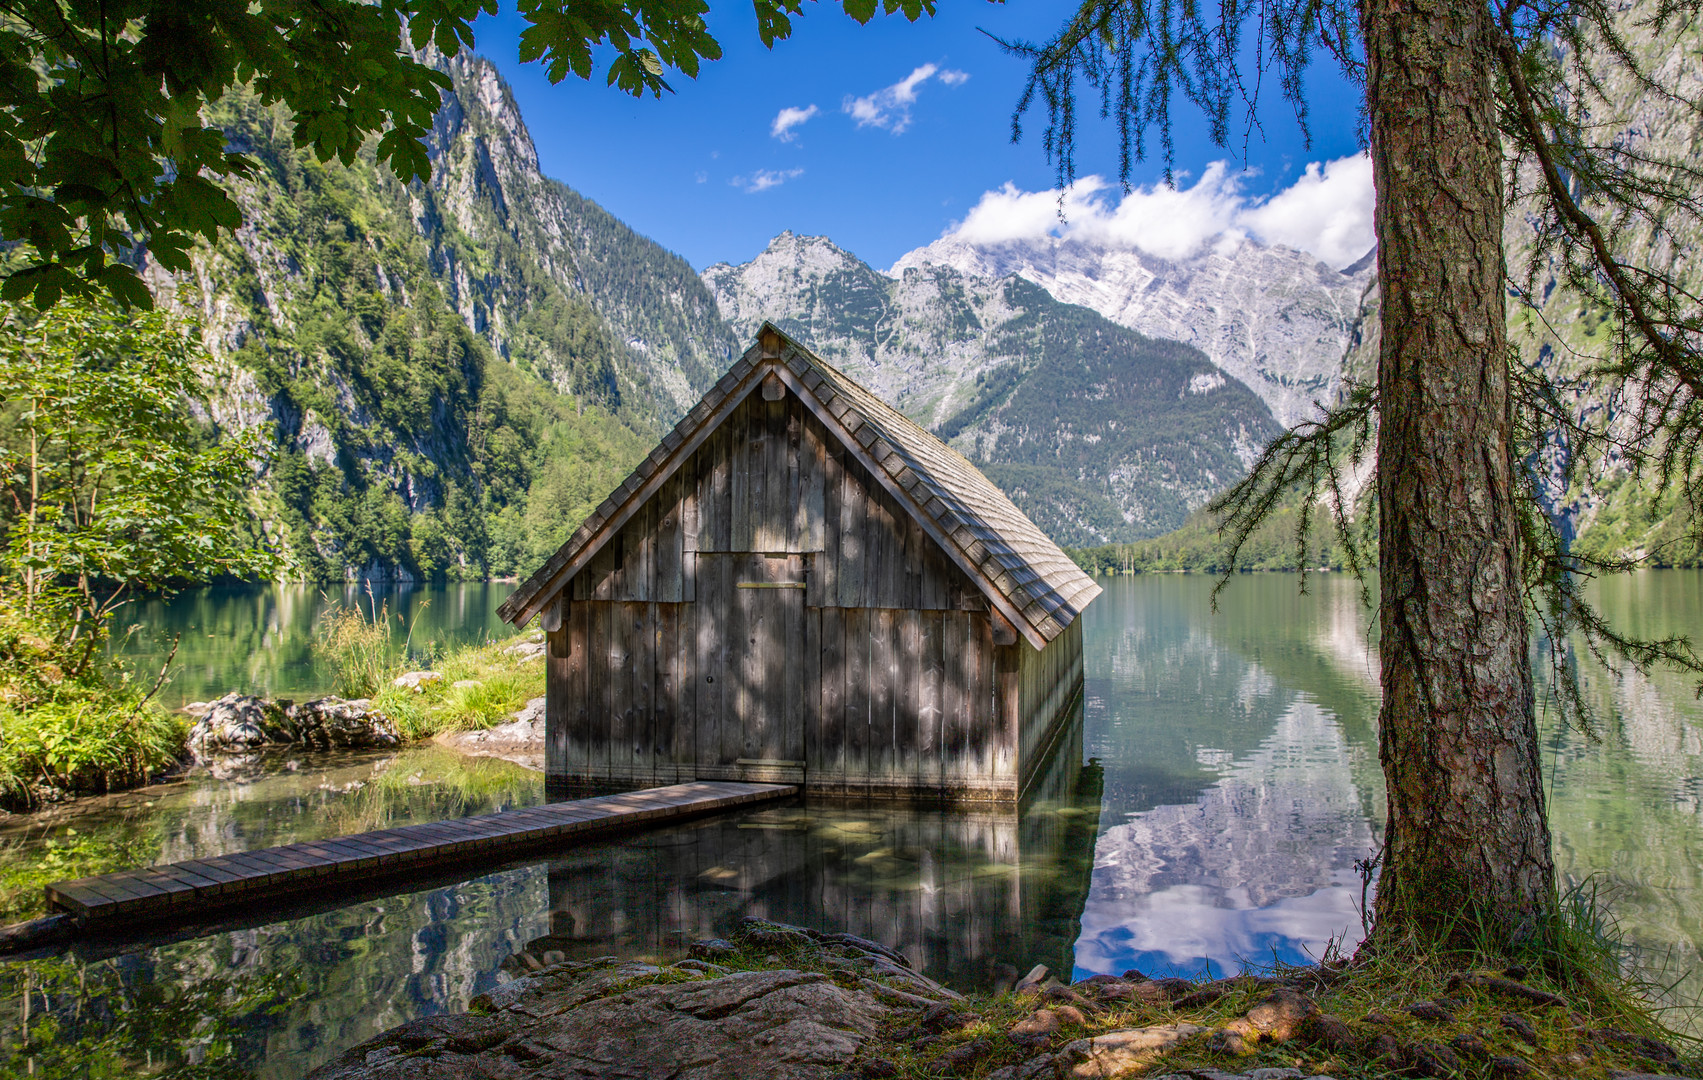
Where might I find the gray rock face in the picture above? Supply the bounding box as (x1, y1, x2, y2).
(892, 234, 1373, 429)
(704, 232, 1281, 544)
(305, 959, 894, 1080)
(187, 692, 400, 761)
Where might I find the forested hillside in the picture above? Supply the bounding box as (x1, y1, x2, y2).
(142, 54, 731, 580)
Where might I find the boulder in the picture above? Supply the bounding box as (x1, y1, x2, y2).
(1053, 1024, 1207, 1079)
(394, 670, 443, 692)
(505, 640, 547, 662)
(187, 692, 400, 761)
(306, 960, 894, 1080)
(432, 697, 545, 769)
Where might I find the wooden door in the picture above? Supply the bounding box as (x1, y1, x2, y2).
(696, 553, 806, 784)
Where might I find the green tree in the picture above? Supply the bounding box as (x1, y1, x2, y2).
(0, 298, 278, 676)
(0, 0, 934, 309)
(1009, 0, 1703, 955)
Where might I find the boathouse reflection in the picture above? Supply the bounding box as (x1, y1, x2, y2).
(520, 711, 1101, 991)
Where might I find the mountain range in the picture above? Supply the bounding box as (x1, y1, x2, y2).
(143, 26, 1696, 577)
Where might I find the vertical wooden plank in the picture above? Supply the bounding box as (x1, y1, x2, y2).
(684, 549, 697, 604)
(844, 607, 869, 791)
(731, 400, 752, 552)
(870, 609, 896, 784)
(940, 610, 964, 790)
(758, 393, 786, 551)
(712, 425, 733, 552)
(818, 608, 845, 787)
(563, 600, 589, 779)
(867, 487, 892, 611)
(815, 440, 842, 607)
(803, 604, 820, 778)
(735, 557, 762, 765)
(656, 473, 683, 603)
(839, 459, 864, 608)
(996, 642, 1021, 788)
(610, 600, 633, 781)
(694, 555, 723, 772)
(657, 602, 680, 781)
(898, 609, 921, 785)
(784, 587, 804, 764)
(586, 600, 610, 781)
(785, 396, 804, 552)
(803, 417, 827, 553)
(682, 451, 699, 554)
(546, 629, 569, 780)
(920, 610, 943, 790)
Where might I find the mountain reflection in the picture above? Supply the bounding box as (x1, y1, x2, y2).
(1075, 575, 1383, 978)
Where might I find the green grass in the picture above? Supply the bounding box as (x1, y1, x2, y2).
(366, 633, 545, 741)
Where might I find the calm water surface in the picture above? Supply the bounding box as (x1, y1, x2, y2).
(1, 572, 1697, 1077)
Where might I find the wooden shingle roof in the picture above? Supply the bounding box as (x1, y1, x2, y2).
(498, 324, 1101, 649)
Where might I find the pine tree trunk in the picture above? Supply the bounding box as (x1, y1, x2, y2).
(1363, 0, 1557, 945)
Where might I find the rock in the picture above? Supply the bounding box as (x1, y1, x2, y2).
(1174, 985, 1231, 1009)
(1009, 1009, 1063, 1047)
(1014, 964, 1050, 995)
(181, 700, 213, 717)
(689, 938, 739, 961)
(1500, 1014, 1538, 1045)
(394, 670, 443, 692)
(505, 640, 547, 662)
(309, 962, 892, 1080)
(1209, 989, 1317, 1055)
(734, 918, 816, 951)
(452, 679, 482, 690)
(1407, 1001, 1456, 1023)
(432, 698, 545, 768)
(1053, 1024, 1207, 1079)
(514, 696, 546, 725)
(187, 692, 399, 760)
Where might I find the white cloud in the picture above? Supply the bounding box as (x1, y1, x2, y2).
(942, 153, 1376, 269)
(734, 167, 804, 193)
(844, 63, 968, 134)
(770, 104, 819, 142)
(1235, 155, 1376, 269)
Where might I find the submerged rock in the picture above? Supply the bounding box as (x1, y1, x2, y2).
(305, 958, 896, 1080)
(187, 692, 400, 761)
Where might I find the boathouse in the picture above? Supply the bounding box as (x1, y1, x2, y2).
(497, 324, 1100, 803)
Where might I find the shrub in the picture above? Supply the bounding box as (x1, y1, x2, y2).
(0, 683, 186, 807)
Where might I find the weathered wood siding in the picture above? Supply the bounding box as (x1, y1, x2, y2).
(543, 384, 1084, 801)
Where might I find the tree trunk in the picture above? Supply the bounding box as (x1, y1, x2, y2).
(1363, 0, 1557, 946)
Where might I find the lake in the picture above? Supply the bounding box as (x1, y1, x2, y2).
(1, 572, 1698, 1076)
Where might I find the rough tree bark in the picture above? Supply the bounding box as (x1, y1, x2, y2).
(1364, 0, 1558, 945)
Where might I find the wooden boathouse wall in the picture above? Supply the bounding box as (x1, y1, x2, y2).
(543, 385, 1084, 802)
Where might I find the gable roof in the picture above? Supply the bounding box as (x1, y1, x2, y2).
(497, 324, 1101, 649)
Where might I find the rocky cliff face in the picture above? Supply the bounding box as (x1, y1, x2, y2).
(891, 235, 1374, 428)
(706, 233, 1282, 544)
(140, 52, 746, 579)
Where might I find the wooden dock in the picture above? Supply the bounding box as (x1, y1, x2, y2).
(44, 781, 793, 927)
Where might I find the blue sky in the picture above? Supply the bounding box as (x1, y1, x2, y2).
(470, 2, 1370, 272)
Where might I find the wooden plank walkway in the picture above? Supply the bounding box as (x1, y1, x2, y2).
(44, 781, 793, 927)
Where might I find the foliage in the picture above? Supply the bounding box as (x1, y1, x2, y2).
(0, 298, 279, 677)
(312, 594, 407, 699)
(0, 0, 937, 310)
(0, 673, 187, 808)
(186, 91, 654, 579)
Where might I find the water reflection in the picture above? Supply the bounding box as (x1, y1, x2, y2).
(113, 582, 518, 708)
(1076, 575, 1382, 979)
(3, 572, 1699, 1077)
